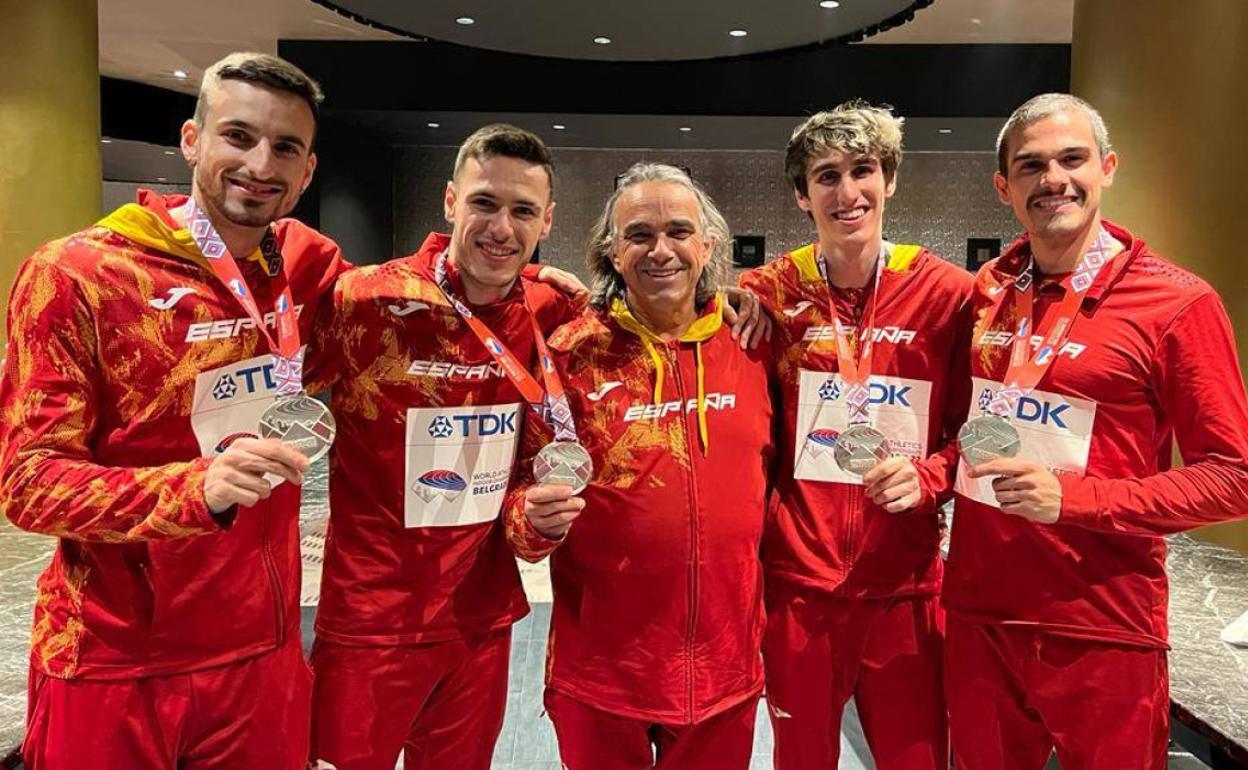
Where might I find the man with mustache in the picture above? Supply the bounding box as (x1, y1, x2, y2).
(738, 101, 972, 770)
(503, 162, 774, 769)
(944, 93, 1248, 769)
(0, 53, 347, 769)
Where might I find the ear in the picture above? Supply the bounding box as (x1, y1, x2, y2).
(884, 171, 898, 198)
(992, 172, 1012, 207)
(300, 152, 318, 194)
(793, 186, 813, 215)
(180, 119, 200, 166)
(1101, 150, 1119, 187)
(540, 199, 556, 240)
(443, 180, 457, 224)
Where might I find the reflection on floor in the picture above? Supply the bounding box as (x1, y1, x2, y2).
(471, 603, 872, 770)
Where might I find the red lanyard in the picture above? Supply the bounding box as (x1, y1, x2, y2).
(986, 226, 1117, 416)
(189, 202, 303, 395)
(817, 246, 885, 426)
(433, 252, 578, 442)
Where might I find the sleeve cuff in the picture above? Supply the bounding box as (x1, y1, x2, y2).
(1057, 474, 1102, 528)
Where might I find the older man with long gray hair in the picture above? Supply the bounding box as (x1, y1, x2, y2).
(503, 163, 776, 770)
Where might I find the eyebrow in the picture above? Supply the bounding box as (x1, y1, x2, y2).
(1012, 146, 1091, 164)
(622, 217, 696, 236)
(809, 155, 877, 175)
(219, 119, 308, 151)
(467, 190, 541, 209)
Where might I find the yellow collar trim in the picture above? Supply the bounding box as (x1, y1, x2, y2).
(609, 293, 724, 343)
(97, 203, 265, 266)
(790, 242, 922, 282)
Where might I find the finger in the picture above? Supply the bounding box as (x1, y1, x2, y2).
(531, 502, 585, 523)
(968, 459, 1026, 479)
(723, 305, 741, 339)
(525, 484, 576, 504)
(747, 313, 771, 350)
(883, 491, 922, 513)
(873, 481, 917, 505)
(232, 454, 304, 485)
(222, 468, 274, 498)
(239, 439, 311, 473)
(862, 457, 907, 486)
(739, 315, 758, 349)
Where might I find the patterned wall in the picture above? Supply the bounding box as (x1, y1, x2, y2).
(394, 146, 1022, 278)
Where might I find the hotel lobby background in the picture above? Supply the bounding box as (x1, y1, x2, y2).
(0, 2, 1246, 766)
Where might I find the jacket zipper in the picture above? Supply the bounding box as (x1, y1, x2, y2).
(668, 343, 700, 724)
(260, 479, 287, 646)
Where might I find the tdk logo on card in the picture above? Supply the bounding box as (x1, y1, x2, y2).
(818, 379, 911, 408)
(427, 412, 517, 438)
(211, 362, 276, 400)
(1015, 396, 1070, 429)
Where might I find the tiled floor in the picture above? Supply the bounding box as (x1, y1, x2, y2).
(484, 603, 875, 770)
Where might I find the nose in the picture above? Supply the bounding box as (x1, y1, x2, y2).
(485, 210, 516, 242)
(837, 176, 862, 207)
(649, 233, 678, 262)
(243, 140, 278, 179)
(1039, 158, 1070, 190)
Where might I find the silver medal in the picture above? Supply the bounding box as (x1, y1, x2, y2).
(833, 424, 892, 476)
(957, 414, 1021, 466)
(259, 395, 336, 464)
(533, 440, 594, 494)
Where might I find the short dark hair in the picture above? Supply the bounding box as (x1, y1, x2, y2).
(453, 124, 554, 192)
(194, 52, 324, 127)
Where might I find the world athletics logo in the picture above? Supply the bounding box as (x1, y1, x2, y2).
(413, 470, 468, 502)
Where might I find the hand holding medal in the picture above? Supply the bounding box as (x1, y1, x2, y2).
(432, 252, 594, 497)
(188, 202, 336, 465)
(957, 227, 1116, 469)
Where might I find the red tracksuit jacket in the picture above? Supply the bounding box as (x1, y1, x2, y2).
(505, 297, 776, 724)
(305, 232, 578, 646)
(740, 244, 974, 598)
(0, 191, 348, 678)
(943, 220, 1248, 648)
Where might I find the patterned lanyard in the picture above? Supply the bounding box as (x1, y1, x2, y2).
(984, 226, 1117, 417)
(817, 246, 886, 426)
(432, 252, 578, 442)
(188, 202, 302, 396)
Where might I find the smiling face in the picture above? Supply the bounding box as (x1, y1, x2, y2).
(795, 149, 896, 253)
(610, 180, 713, 323)
(181, 79, 317, 231)
(443, 154, 554, 303)
(994, 109, 1117, 244)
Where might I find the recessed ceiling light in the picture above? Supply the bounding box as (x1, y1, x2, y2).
(427, 122, 440, 128)
(552, 124, 567, 130)
(156, 177, 167, 182)
(729, 29, 748, 37)
(679, 126, 693, 132)
(163, 149, 176, 155)
(593, 36, 612, 45)
(938, 128, 953, 134)
(173, 69, 188, 79)
(970, 17, 983, 25)
(100, 138, 112, 144)
(819, 1, 840, 8)
(456, 16, 475, 25)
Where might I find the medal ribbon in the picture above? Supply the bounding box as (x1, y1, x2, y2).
(188, 202, 303, 396)
(433, 252, 578, 443)
(985, 226, 1117, 417)
(818, 247, 886, 426)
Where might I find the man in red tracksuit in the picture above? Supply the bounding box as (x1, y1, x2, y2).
(0, 54, 348, 769)
(944, 93, 1248, 770)
(739, 101, 972, 770)
(304, 124, 580, 770)
(503, 163, 775, 770)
